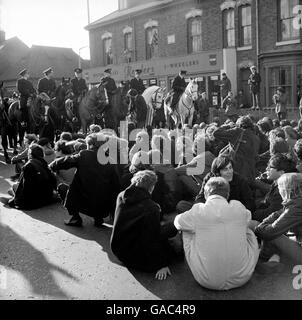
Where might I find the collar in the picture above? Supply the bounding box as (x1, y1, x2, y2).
(206, 195, 228, 202)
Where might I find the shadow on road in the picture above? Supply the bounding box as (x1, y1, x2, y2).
(0, 222, 79, 299)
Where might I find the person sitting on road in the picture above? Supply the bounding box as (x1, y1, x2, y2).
(253, 173, 302, 273)
(111, 170, 178, 280)
(38, 137, 56, 164)
(8, 144, 57, 210)
(174, 177, 259, 290)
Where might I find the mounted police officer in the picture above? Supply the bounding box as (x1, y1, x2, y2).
(100, 68, 117, 102)
(130, 69, 146, 95)
(17, 69, 36, 128)
(71, 68, 88, 119)
(38, 67, 56, 98)
(170, 70, 187, 111)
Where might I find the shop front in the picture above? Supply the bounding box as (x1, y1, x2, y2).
(84, 49, 223, 106)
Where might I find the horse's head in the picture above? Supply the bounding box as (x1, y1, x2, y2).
(60, 77, 73, 98)
(94, 84, 109, 105)
(151, 87, 165, 109)
(185, 79, 199, 101)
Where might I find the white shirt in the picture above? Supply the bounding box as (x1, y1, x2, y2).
(174, 195, 259, 290)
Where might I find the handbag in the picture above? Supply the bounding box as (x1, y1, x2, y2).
(218, 129, 244, 160)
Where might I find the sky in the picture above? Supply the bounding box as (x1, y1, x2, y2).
(0, 0, 118, 59)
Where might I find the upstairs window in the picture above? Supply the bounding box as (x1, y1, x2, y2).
(278, 0, 300, 42)
(223, 8, 235, 47)
(102, 32, 113, 66)
(239, 4, 252, 46)
(188, 18, 202, 53)
(146, 27, 158, 60)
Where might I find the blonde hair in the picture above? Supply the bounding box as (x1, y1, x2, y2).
(278, 173, 302, 201)
(131, 170, 158, 191)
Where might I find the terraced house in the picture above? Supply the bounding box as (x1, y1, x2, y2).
(84, 0, 302, 111)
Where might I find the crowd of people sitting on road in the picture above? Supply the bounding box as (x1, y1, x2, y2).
(2, 114, 302, 290)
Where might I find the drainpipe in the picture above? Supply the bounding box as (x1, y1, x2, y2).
(256, 0, 260, 70)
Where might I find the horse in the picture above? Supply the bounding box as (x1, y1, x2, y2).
(164, 79, 199, 128)
(53, 77, 74, 133)
(142, 86, 166, 128)
(78, 84, 109, 134)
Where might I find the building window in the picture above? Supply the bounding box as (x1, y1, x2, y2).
(223, 8, 235, 48)
(239, 5, 252, 46)
(297, 64, 302, 107)
(278, 0, 300, 42)
(188, 18, 202, 53)
(124, 32, 132, 62)
(269, 66, 292, 105)
(146, 27, 158, 60)
(103, 37, 113, 66)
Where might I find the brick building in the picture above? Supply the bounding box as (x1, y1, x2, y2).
(85, 0, 302, 110)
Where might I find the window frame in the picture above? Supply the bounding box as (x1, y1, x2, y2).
(145, 26, 159, 60)
(103, 37, 113, 66)
(187, 17, 203, 54)
(277, 0, 301, 42)
(222, 8, 236, 48)
(124, 32, 132, 62)
(238, 4, 252, 47)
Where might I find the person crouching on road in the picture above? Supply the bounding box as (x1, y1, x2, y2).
(49, 133, 120, 228)
(111, 170, 178, 280)
(174, 177, 260, 290)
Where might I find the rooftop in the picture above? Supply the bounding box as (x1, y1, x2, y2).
(85, 0, 174, 30)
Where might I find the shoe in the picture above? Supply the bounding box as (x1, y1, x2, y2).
(94, 218, 104, 228)
(256, 106, 260, 110)
(64, 216, 83, 227)
(255, 261, 285, 274)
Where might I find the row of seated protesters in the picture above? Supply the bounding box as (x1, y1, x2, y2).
(5, 117, 302, 290)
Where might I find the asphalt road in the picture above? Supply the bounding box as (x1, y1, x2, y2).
(0, 148, 301, 300)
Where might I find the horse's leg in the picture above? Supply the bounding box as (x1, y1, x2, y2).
(1, 127, 11, 163)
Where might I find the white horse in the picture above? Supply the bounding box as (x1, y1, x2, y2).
(164, 79, 199, 128)
(142, 86, 165, 127)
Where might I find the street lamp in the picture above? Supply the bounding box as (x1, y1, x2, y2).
(79, 46, 89, 68)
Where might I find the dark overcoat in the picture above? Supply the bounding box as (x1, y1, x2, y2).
(49, 150, 120, 218)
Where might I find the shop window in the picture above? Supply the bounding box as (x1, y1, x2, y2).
(278, 0, 301, 42)
(239, 5, 252, 47)
(103, 37, 113, 66)
(146, 27, 158, 60)
(188, 18, 202, 53)
(223, 8, 235, 48)
(269, 66, 292, 105)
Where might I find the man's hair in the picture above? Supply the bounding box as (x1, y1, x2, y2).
(55, 140, 74, 155)
(28, 143, 44, 159)
(294, 139, 302, 161)
(86, 133, 108, 151)
(278, 173, 302, 201)
(257, 117, 273, 134)
(204, 177, 230, 200)
(268, 153, 297, 173)
(236, 115, 254, 129)
(280, 119, 290, 127)
(60, 132, 73, 142)
(131, 170, 158, 191)
(130, 151, 152, 174)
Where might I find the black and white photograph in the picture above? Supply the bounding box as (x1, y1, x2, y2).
(0, 0, 302, 306)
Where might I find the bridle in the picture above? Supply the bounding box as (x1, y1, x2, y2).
(151, 88, 163, 109)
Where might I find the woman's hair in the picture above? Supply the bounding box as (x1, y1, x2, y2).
(89, 124, 102, 133)
(280, 119, 291, 127)
(257, 117, 273, 134)
(272, 119, 280, 128)
(283, 125, 299, 140)
(211, 156, 233, 176)
(204, 177, 230, 200)
(278, 173, 302, 201)
(294, 139, 302, 161)
(270, 137, 289, 155)
(85, 133, 108, 151)
(268, 153, 297, 173)
(131, 170, 158, 191)
(269, 128, 286, 142)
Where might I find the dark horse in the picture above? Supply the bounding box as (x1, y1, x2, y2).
(53, 77, 75, 133)
(8, 93, 60, 144)
(78, 82, 129, 134)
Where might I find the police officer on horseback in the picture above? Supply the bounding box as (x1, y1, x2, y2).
(130, 69, 146, 95)
(100, 68, 117, 103)
(17, 69, 36, 128)
(38, 67, 56, 99)
(71, 68, 88, 119)
(170, 70, 187, 111)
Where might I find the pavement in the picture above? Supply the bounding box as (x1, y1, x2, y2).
(0, 148, 302, 300)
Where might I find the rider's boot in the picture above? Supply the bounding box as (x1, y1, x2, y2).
(4, 151, 11, 164)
